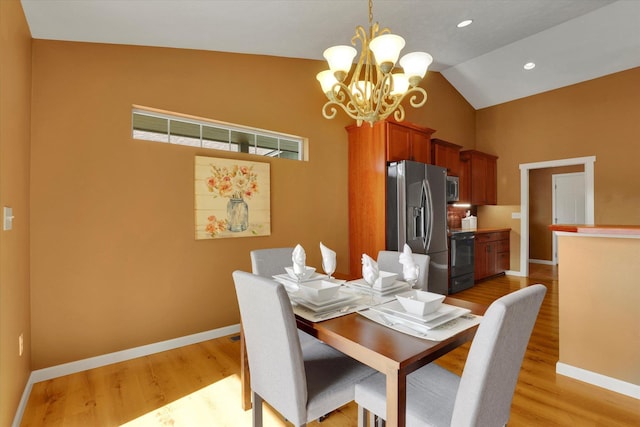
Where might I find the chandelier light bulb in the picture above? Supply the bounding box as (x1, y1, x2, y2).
(352, 80, 373, 104)
(390, 73, 410, 96)
(369, 34, 405, 73)
(316, 70, 339, 97)
(323, 45, 357, 81)
(400, 51, 433, 86)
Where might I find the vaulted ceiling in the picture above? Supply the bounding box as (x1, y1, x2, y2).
(20, 0, 640, 109)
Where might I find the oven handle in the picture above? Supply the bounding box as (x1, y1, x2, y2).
(451, 238, 456, 267)
(454, 234, 475, 240)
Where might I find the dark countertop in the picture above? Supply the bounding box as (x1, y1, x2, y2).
(473, 227, 512, 234)
(448, 227, 511, 236)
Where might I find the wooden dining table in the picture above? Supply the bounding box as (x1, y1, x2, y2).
(240, 296, 486, 427)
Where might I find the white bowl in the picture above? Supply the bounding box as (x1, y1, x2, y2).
(299, 280, 341, 302)
(285, 266, 316, 281)
(396, 290, 445, 316)
(373, 271, 399, 289)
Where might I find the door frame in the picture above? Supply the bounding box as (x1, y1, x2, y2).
(518, 156, 595, 277)
(552, 172, 586, 265)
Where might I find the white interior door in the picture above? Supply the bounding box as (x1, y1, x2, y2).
(552, 172, 586, 264)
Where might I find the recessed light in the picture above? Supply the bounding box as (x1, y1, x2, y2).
(457, 19, 473, 28)
(524, 62, 536, 70)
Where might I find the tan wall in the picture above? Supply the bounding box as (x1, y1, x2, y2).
(0, 0, 32, 424)
(529, 165, 583, 261)
(405, 72, 476, 149)
(476, 205, 521, 270)
(557, 234, 640, 385)
(29, 40, 475, 369)
(476, 67, 640, 273)
(476, 67, 640, 225)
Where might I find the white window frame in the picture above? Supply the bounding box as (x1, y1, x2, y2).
(131, 106, 306, 160)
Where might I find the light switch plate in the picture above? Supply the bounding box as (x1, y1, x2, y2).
(512, 212, 521, 219)
(3, 207, 14, 230)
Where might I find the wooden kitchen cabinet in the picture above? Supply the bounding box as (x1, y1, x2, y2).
(474, 230, 510, 281)
(459, 150, 498, 205)
(346, 120, 435, 276)
(386, 121, 432, 163)
(431, 138, 462, 176)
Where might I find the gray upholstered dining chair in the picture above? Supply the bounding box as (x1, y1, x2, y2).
(233, 271, 376, 427)
(377, 250, 430, 290)
(250, 247, 295, 279)
(355, 284, 547, 427)
(250, 247, 318, 348)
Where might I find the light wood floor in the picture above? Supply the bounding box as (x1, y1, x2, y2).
(20, 272, 639, 426)
(528, 262, 559, 281)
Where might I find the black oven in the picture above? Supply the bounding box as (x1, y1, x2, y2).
(449, 231, 475, 293)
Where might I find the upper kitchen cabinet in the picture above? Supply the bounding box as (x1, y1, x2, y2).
(459, 150, 498, 205)
(431, 138, 462, 176)
(385, 121, 434, 163)
(346, 120, 435, 276)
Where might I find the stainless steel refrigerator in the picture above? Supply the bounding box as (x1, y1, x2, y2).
(386, 160, 449, 295)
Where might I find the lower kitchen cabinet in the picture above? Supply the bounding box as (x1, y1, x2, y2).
(475, 229, 510, 281)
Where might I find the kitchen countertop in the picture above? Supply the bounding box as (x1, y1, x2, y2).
(549, 224, 640, 237)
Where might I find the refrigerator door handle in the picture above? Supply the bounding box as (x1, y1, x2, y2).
(422, 179, 433, 251)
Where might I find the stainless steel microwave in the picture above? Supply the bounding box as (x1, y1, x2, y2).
(446, 175, 459, 203)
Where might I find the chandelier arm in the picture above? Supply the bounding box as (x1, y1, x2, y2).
(351, 25, 368, 79)
(324, 81, 378, 119)
(320, 101, 339, 120)
(371, 73, 393, 118)
(392, 105, 406, 122)
(322, 99, 367, 123)
(331, 82, 351, 103)
(405, 87, 428, 108)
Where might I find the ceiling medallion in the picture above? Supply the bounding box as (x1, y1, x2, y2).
(316, 0, 433, 126)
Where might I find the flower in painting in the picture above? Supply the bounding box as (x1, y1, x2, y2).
(206, 215, 228, 237)
(206, 164, 259, 200)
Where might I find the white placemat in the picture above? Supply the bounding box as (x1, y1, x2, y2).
(359, 309, 482, 341)
(292, 297, 370, 321)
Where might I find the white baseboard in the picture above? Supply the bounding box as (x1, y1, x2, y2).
(12, 324, 241, 427)
(529, 259, 555, 265)
(505, 269, 525, 277)
(556, 362, 640, 399)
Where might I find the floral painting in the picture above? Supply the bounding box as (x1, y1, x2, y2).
(195, 156, 270, 239)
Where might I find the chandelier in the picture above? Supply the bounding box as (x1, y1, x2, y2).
(316, 0, 433, 126)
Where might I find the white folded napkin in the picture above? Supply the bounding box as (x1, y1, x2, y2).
(361, 253, 380, 286)
(399, 243, 419, 281)
(319, 242, 337, 274)
(292, 244, 306, 275)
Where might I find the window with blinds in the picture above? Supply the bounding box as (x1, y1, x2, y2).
(132, 108, 304, 160)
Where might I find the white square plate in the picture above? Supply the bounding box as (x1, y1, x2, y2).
(371, 301, 471, 329)
(292, 290, 360, 312)
(346, 279, 410, 296)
